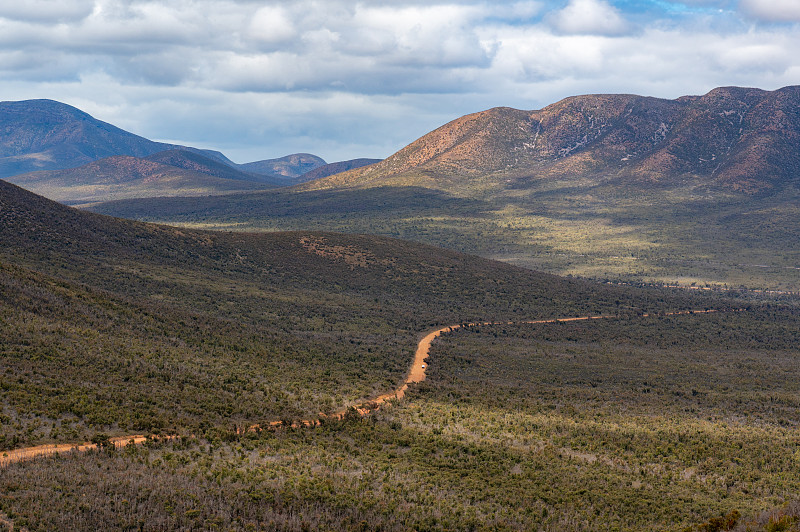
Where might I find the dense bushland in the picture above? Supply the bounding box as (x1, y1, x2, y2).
(3, 309, 799, 530)
(1, 179, 709, 447)
(2, 180, 797, 530)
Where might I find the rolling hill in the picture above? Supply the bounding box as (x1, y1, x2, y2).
(2, 179, 799, 530)
(144, 149, 277, 183)
(3, 151, 382, 207)
(0, 99, 376, 202)
(237, 152, 327, 179)
(5, 152, 277, 206)
(2, 177, 673, 448)
(299, 157, 382, 182)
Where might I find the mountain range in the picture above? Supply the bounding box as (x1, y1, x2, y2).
(2, 90, 800, 530)
(0, 99, 234, 177)
(86, 85, 800, 291)
(0, 99, 379, 203)
(4, 86, 800, 289)
(2, 161, 797, 531)
(304, 86, 800, 195)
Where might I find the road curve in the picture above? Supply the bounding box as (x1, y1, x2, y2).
(1, 308, 730, 466)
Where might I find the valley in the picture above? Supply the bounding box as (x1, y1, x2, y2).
(90, 182, 800, 292)
(2, 86, 800, 531)
(86, 86, 800, 292)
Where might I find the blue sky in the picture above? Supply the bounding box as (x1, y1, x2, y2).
(1, 0, 798, 163)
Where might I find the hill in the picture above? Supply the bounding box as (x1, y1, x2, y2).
(299, 157, 382, 182)
(237, 152, 327, 179)
(304, 86, 800, 194)
(2, 177, 672, 447)
(145, 149, 281, 184)
(93, 86, 800, 291)
(0, 99, 234, 178)
(3, 180, 800, 530)
(5, 153, 276, 206)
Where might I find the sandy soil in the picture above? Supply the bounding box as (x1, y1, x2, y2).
(0, 435, 150, 468)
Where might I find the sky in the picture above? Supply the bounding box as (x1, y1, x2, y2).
(1, 0, 799, 163)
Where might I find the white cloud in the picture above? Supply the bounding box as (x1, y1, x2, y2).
(347, 4, 490, 67)
(1, 0, 799, 163)
(247, 5, 297, 46)
(549, 0, 629, 35)
(716, 43, 789, 73)
(740, 0, 800, 22)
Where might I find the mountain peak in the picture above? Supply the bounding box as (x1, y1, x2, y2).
(238, 153, 327, 178)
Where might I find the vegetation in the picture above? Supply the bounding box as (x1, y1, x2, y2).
(2, 309, 798, 530)
(90, 182, 800, 292)
(2, 181, 798, 530)
(2, 178, 706, 448)
(4, 87, 800, 529)
(87, 86, 800, 293)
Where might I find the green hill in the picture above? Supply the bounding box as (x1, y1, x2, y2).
(2, 178, 668, 449)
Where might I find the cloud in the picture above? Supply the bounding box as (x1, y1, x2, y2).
(0, 0, 799, 163)
(549, 0, 629, 35)
(247, 5, 298, 46)
(740, 0, 800, 22)
(346, 4, 491, 67)
(0, 0, 94, 23)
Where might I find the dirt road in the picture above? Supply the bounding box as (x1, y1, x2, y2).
(1, 308, 729, 466)
(0, 435, 150, 468)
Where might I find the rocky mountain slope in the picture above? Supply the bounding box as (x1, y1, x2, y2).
(304, 86, 800, 195)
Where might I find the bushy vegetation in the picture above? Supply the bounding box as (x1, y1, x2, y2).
(90, 182, 800, 292)
(1, 179, 707, 448)
(2, 309, 799, 530)
(2, 181, 798, 530)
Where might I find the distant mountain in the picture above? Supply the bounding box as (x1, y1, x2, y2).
(0, 99, 232, 178)
(144, 149, 283, 184)
(298, 158, 382, 183)
(238, 153, 326, 178)
(304, 86, 800, 195)
(6, 154, 274, 206)
(91, 86, 800, 291)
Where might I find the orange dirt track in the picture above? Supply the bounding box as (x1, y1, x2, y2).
(1, 309, 730, 467)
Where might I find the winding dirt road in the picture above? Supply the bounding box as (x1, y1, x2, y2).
(0, 308, 729, 467)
